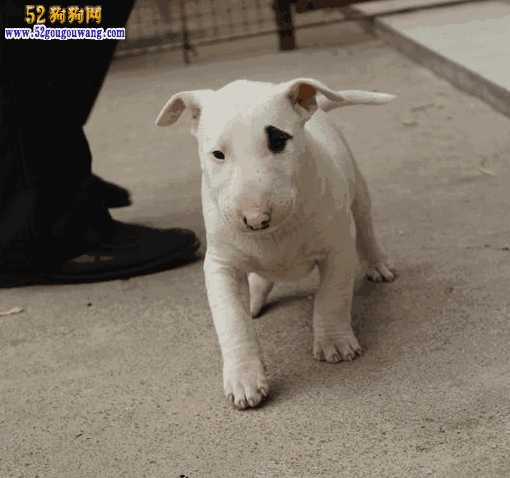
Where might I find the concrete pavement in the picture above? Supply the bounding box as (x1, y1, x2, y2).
(350, 0, 510, 118)
(1, 34, 510, 477)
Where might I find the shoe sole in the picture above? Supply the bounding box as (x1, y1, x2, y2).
(105, 197, 132, 209)
(0, 238, 201, 288)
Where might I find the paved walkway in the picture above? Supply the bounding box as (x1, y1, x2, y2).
(352, 0, 510, 117)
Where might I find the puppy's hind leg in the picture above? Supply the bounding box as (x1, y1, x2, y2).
(352, 162, 396, 283)
(248, 273, 274, 318)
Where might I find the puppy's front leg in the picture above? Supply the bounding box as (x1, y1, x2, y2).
(204, 254, 269, 409)
(313, 241, 362, 363)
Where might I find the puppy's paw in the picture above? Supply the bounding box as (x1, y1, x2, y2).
(248, 273, 274, 318)
(366, 261, 396, 283)
(250, 296, 265, 319)
(313, 332, 362, 363)
(224, 360, 269, 410)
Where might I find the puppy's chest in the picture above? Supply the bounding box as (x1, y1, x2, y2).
(240, 238, 327, 281)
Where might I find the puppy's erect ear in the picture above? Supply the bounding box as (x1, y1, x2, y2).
(155, 90, 213, 134)
(283, 78, 396, 119)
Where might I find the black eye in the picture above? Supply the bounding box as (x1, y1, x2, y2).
(265, 125, 293, 154)
(212, 150, 225, 160)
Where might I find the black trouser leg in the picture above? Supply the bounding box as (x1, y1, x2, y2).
(0, 0, 135, 271)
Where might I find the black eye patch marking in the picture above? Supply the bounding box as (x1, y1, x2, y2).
(265, 125, 293, 154)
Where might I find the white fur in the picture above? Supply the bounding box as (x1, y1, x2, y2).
(157, 78, 396, 410)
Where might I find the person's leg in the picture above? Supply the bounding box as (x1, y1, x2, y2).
(0, 1, 200, 284)
(0, 1, 131, 268)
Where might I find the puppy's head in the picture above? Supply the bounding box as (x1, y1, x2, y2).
(156, 78, 394, 233)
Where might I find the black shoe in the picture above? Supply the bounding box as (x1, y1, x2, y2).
(92, 174, 132, 208)
(0, 221, 200, 287)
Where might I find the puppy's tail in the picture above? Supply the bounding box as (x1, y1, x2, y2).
(318, 90, 396, 112)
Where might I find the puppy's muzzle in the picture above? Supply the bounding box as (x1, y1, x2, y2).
(242, 210, 271, 231)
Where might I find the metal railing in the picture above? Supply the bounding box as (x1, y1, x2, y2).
(117, 0, 347, 60)
(117, 0, 488, 62)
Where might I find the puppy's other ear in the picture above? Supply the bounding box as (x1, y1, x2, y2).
(283, 78, 396, 119)
(156, 90, 213, 134)
(290, 82, 318, 114)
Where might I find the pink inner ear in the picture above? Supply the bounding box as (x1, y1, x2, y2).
(171, 98, 185, 116)
(296, 83, 317, 109)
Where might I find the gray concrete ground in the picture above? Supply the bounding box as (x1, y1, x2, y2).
(2, 27, 510, 478)
(358, 0, 510, 118)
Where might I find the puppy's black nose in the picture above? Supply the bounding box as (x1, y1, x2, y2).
(242, 211, 271, 231)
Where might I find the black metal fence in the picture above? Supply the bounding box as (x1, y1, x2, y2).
(117, 0, 346, 61)
(117, 0, 485, 62)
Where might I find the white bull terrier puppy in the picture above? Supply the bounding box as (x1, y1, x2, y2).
(156, 78, 396, 409)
